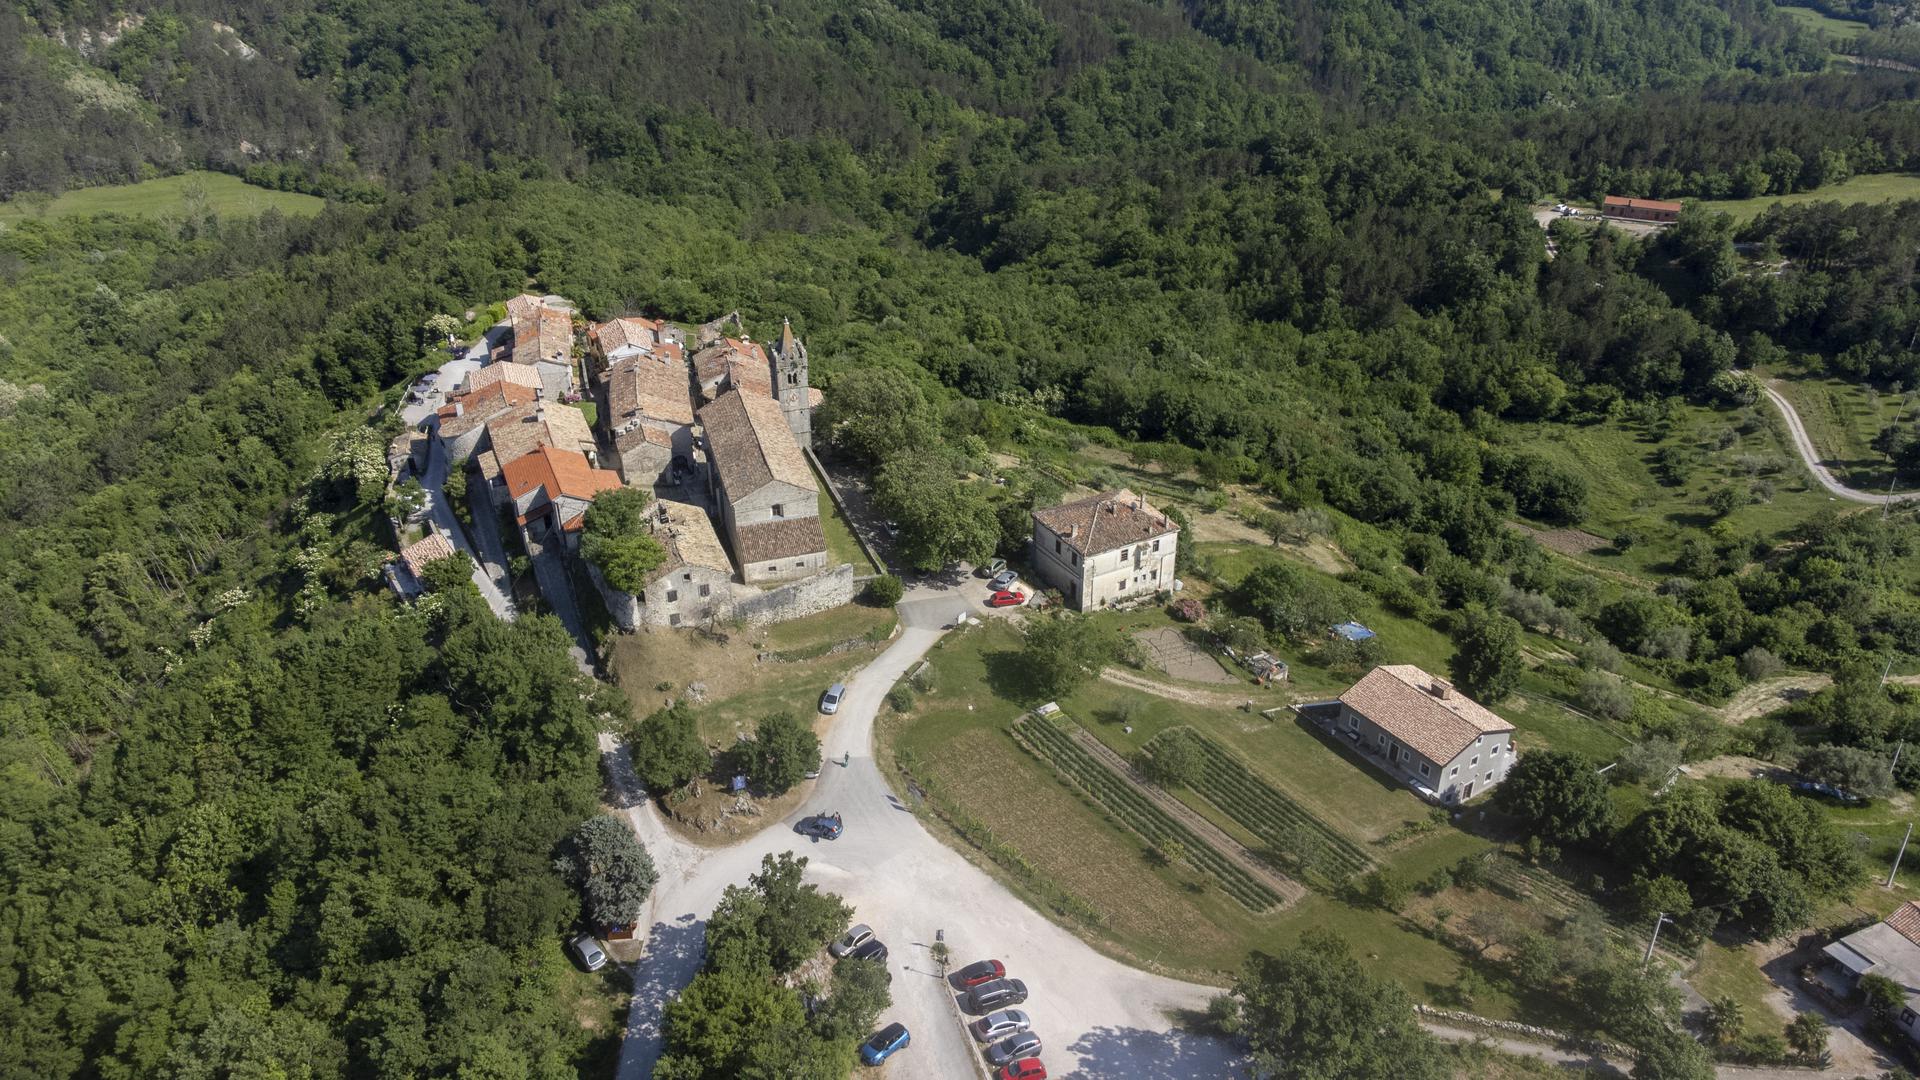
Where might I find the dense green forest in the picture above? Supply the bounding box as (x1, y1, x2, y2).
(6, 0, 1920, 1075)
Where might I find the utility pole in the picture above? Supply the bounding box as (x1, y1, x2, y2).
(1890, 822, 1915, 889)
(1642, 912, 1672, 971)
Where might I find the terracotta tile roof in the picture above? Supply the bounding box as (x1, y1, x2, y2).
(502, 445, 623, 510)
(1339, 665, 1513, 765)
(604, 349, 695, 427)
(1887, 902, 1920, 948)
(511, 305, 574, 366)
(464, 362, 543, 394)
(615, 424, 676, 451)
(486, 402, 598, 465)
(506, 293, 573, 322)
(439, 382, 539, 438)
(1033, 489, 1176, 557)
(693, 337, 772, 395)
(699, 389, 815, 499)
(398, 532, 459, 579)
(647, 499, 733, 583)
(1602, 195, 1682, 213)
(591, 316, 666, 354)
(735, 516, 827, 564)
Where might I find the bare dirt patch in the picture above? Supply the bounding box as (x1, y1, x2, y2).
(1101, 666, 1263, 709)
(1134, 627, 1236, 685)
(1531, 527, 1612, 556)
(1718, 674, 1831, 724)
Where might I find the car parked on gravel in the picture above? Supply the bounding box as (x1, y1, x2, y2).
(979, 558, 1007, 578)
(964, 978, 1028, 1013)
(820, 683, 846, 714)
(985, 1032, 1043, 1068)
(796, 812, 843, 841)
(969, 1008, 1030, 1043)
(988, 569, 1020, 591)
(830, 923, 874, 958)
(996, 1059, 1047, 1080)
(954, 959, 1006, 989)
(860, 1022, 910, 1065)
(986, 589, 1027, 608)
(568, 934, 607, 972)
(848, 937, 890, 964)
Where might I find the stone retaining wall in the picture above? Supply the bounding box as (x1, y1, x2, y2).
(1413, 1004, 1629, 1057)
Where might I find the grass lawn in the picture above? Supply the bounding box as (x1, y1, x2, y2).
(1698, 173, 1920, 225)
(887, 618, 1548, 1018)
(816, 487, 880, 575)
(572, 399, 598, 428)
(1689, 939, 1785, 1042)
(1777, 2, 1872, 39)
(608, 602, 894, 743)
(1506, 402, 1835, 580)
(0, 170, 326, 223)
(1762, 370, 1910, 492)
(553, 951, 630, 1076)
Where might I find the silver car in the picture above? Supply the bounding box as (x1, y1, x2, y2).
(985, 1031, 1043, 1068)
(820, 683, 846, 714)
(988, 569, 1019, 591)
(969, 1008, 1032, 1044)
(829, 923, 874, 958)
(569, 934, 607, 972)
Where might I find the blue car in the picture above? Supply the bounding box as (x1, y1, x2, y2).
(860, 1022, 910, 1065)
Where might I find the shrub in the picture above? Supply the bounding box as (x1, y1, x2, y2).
(1579, 673, 1636, 722)
(1169, 598, 1205, 622)
(1739, 646, 1784, 682)
(1137, 730, 1203, 788)
(886, 686, 916, 713)
(864, 574, 904, 606)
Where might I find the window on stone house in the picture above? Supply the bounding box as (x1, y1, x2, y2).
(1054, 537, 1061, 554)
(667, 590, 678, 602)
(684, 572, 692, 580)
(1153, 538, 1160, 551)
(1072, 552, 1080, 566)
(669, 613, 681, 626)
(699, 584, 710, 597)
(772, 503, 785, 518)
(1419, 762, 1430, 776)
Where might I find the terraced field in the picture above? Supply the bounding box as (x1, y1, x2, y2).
(1014, 716, 1285, 912)
(1152, 728, 1376, 887)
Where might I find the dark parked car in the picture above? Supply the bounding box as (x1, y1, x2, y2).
(797, 812, 843, 841)
(830, 923, 874, 959)
(985, 1032, 1043, 1068)
(849, 937, 890, 964)
(969, 1008, 1031, 1043)
(964, 978, 1029, 1013)
(860, 1022, 910, 1065)
(1792, 779, 1868, 805)
(954, 959, 1007, 989)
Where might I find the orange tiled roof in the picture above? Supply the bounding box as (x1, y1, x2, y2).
(1886, 901, 1920, 947)
(502, 445, 623, 507)
(439, 382, 539, 438)
(1033, 489, 1176, 556)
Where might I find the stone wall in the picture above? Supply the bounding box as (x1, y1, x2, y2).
(1412, 1005, 1629, 1057)
(589, 561, 856, 633)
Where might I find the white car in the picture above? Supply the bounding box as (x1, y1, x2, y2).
(830, 923, 875, 959)
(570, 934, 607, 972)
(820, 683, 846, 714)
(969, 1008, 1032, 1044)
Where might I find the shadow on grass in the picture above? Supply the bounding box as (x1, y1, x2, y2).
(1289, 712, 1406, 797)
(982, 648, 1049, 706)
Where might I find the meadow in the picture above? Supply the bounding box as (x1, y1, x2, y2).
(0, 170, 325, 223)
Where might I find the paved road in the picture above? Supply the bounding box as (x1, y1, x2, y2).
(605, 592, 1235, 1079)
(1758, 379, 1919, 505)
(526, 533, 595, 676)
(420, 438, 517, 620)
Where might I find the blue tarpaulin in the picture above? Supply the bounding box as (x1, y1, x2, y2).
(1330, 621, 1376, 641)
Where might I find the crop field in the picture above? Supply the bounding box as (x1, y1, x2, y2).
(1151, 727, 1375, 886)
(0, 171, 326, 222)
(1015, 715, 1284, 912)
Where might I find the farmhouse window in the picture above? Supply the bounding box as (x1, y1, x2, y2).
(669, 613, 681, 626)
(699, 584, 710, 597)
(667, 590, 678, 602)
(1419, 762, 1430, 777)
(772, 503, 785, 518)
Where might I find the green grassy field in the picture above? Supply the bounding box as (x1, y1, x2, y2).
(816, 487, 880, 575)
(0, 170, 326, 223)
(1763, 371, 1910, 491)
(1698, 172, 1920, 224)
(1776, 3, 1872, 40)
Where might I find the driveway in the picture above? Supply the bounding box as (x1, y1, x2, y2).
(603, 590, 1236, 1079)
(1758, 379, 1919, 505)
(420, 439, 516, 620)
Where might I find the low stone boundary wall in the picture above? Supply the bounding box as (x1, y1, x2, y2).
(1414, 1005, 1629, 1057)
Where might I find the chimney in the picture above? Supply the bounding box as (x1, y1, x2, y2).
(1430, 680, 1449, 699)
(452, 402, 465, 418)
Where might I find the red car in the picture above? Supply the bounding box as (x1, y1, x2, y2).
(987, 590, 1027, 608)
(997, 1060, 1046, 1080)
(954, 959, 1006, 988)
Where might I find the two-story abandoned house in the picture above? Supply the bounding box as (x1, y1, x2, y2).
(629, 499, 736, 628)
(1030, 490, 1179, 610)
(698, 388, 827, 583)
(1334, 665, 1516, 803)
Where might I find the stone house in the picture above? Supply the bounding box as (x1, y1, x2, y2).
(629, 499, 736, 628)
(1821, 901, 1920, 1043)
(386, 530, 463, 598)
(1031, 489, 1178, 610)
(433, 381, 539, 461)
(698, 388, 827, 583)
(506, 294, 577, 400)
(693, 335, 773, 403)
(1334, 665, 1516, 803)
(596, 344, 697, 488)
(461, 361, 543, 396)
(474, 402, 601, 511)
(501, 445, 623, 552)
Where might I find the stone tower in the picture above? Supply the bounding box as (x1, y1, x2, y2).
(772, 316, 812, 449)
